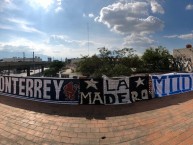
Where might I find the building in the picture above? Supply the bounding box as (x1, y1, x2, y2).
(173, 44, 193, 72)
(47, 57, 52, 62)
(173, 44, 193, 58)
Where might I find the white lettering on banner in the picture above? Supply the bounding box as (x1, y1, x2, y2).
(0, 76, 4, 91)
(5, 77, 11, 93)
(92, 92, 103, 104)
(53, 80, 64, 100)
(80, 79, 104, 104)
(104, 77, 132, 104)
(34, 79, 42, 98)
(131, 91, 138, 101)
(131, 89, 148, 102)
(12, 77, 18, 94)
(26, 79, 33, 97)
(80, 92, 104, 104)
(141, 89, 148, 99)
(152, 73, 193, 97)
(19, 78, 25, 96)
(80, 92, 92, 104)
(0, 76, 76, 101)
(43, 80, 51, 99)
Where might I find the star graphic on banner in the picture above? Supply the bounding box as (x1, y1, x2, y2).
(135, 77, 144, 87)
(85, 79, 98, 90)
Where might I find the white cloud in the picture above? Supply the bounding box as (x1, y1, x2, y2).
(0, 0, 20, 12)
(55, 0, 63, 13)
(57, 0, 62, 5)
(95, 1, 149, 26)
(179, 33, 193, 39)
(27, 0, 53, 10)
(150, 0, 164, 14)
(26, 0, 63, 13)
(49, 35, 83, 46)
(83, 13, 86, 17)
(49, 34, 69, 40)
(0, 38, 40, 52)
(55, 6, 63, 13)
(164, 33, 193, 40)
(48, 34, 103, 48)
(44, 34, 112, 57)
(95, 0, 164, 49)
(5, 18, 45, 35)
(0, 24, 15, 31)
(20, 24, 44, 34)
(83, 13, 95, 18)
(88, 13, 94, 18)
(186, 4, 193, 10)
(164, 35, 178, 38)
(123, 33, 155, 48)
(0, 38, 70, 59)
(96, 1, 164, 35)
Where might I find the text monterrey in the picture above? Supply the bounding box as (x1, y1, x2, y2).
(0, 76, 79, 102)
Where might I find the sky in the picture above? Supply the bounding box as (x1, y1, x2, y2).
(0, 0, 193, 60)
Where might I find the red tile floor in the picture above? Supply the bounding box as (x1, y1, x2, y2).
(0, 91, 193, 145)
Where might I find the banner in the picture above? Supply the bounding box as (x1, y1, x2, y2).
(0, 76, 79, 104)
(129, 76, 150, 102)
(103, 76, 132, 104)
(151, 73, 193, 97)
(3, 73, 192, 104)
(79, 79, 104, 104)
(148, 76, 153, 98)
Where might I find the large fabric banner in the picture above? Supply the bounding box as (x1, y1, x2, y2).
(0, 76, 79, 104)
(151, 73, 193, 97)
(103, 76, 132, 105)
(129, 76, 150, 102)
(79, 79, 104, 105)
(4, 73, 192, 104)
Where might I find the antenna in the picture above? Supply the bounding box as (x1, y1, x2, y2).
(87, 22, 90, 56)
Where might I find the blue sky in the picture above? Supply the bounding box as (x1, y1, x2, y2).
(0, 0, 193, 60)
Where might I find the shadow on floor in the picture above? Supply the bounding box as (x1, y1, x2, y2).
(0, 91, 193, 120)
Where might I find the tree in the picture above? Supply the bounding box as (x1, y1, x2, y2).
(77, 47, 142, 78)
(77, 55, 102, 77)
(98, 47, 111, 58)
(142, 46, 173, 72)
(114, 48, 135, 58)
(44, 61, 65, 77)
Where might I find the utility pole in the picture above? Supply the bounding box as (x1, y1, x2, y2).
(33, 51, 35, 74)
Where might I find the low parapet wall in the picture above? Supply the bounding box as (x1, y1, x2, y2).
(0, 73, 192, 105)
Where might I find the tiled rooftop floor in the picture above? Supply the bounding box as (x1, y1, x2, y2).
(0, 91, 193, 145)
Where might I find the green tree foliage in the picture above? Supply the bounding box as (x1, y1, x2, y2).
(114, 48, 135, 58)
(77, 55, 102, 77)
(78, 47, 142, 78)
(78, 46, 173, 77)
(142, 46, 173, 72)
(44, 61, 65, 77)
(40, 45, 176, 78)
